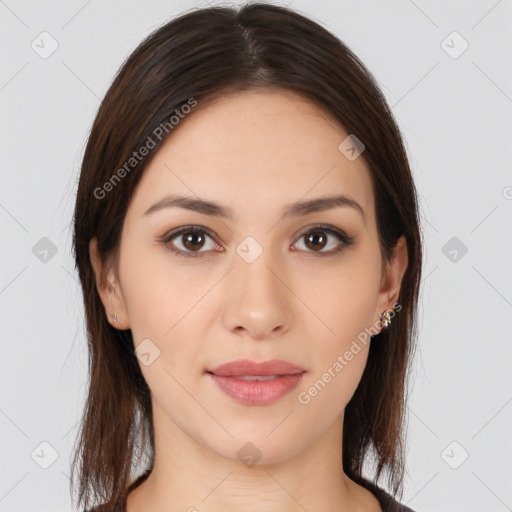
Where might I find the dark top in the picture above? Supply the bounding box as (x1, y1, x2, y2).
(86, 469, 416, 512)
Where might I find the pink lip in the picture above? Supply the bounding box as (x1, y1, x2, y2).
(207, 359, 306, 406)
(209, 358, 305, 376)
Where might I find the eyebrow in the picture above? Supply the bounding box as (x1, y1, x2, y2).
(143, 193, 365, 221)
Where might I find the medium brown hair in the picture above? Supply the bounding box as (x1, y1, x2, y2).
(71, 3, 423, 509)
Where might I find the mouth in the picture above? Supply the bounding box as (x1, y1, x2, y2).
(206, 359, 306, 406)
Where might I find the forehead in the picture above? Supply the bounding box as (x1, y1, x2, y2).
(127, 89, 375, 224)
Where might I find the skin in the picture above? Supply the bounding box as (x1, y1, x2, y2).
(90, 89, 408, 512)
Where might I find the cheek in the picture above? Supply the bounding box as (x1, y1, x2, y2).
(119, 246, 212, 379)
(295, 254, 379, 403)
(120, 245, 204, 339)
(301, 256, 380, 344)
(295, 333, 370, 434)
(298, 322, 371, 418)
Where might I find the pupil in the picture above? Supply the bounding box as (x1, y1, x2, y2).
(306, 231, 326, 251)
(184, 232, 204, 250)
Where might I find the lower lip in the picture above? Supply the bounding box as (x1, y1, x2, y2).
(208, 372, 305, 406)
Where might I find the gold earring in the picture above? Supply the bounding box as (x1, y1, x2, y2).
(380, 310, 392, 330)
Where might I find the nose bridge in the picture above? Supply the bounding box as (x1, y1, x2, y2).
(235, 236, 284, 301)
(222, 235, 292, 337)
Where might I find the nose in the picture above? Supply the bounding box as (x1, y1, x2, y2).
(221, 247, 294, 340)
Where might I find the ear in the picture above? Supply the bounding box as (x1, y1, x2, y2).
(373, 234, 408, 329)
(89, 237, 130, 330)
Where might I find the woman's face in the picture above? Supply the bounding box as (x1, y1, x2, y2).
(91, 89, 407, 465)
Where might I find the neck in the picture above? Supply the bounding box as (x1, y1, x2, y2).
(126, 403, 380, 512)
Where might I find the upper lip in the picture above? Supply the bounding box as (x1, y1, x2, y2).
(208, 359, 305, 377)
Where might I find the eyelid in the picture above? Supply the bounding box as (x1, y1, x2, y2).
(159, 223, 355, 258)
(294, 223, 352, 241)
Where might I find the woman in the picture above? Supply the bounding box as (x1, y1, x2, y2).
(71, 3, 422, 511)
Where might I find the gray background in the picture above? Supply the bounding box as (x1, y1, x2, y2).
(1, 0, 511, 511)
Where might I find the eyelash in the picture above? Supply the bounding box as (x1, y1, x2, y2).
(159, 224, 355, 259)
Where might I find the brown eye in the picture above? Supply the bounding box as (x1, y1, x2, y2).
(161, 224, 354, 259)
(293, 225, 354, 255)
(304, 230, 328, 251)
(181, 231, 206, 251)
(163, 227, 218, 258)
